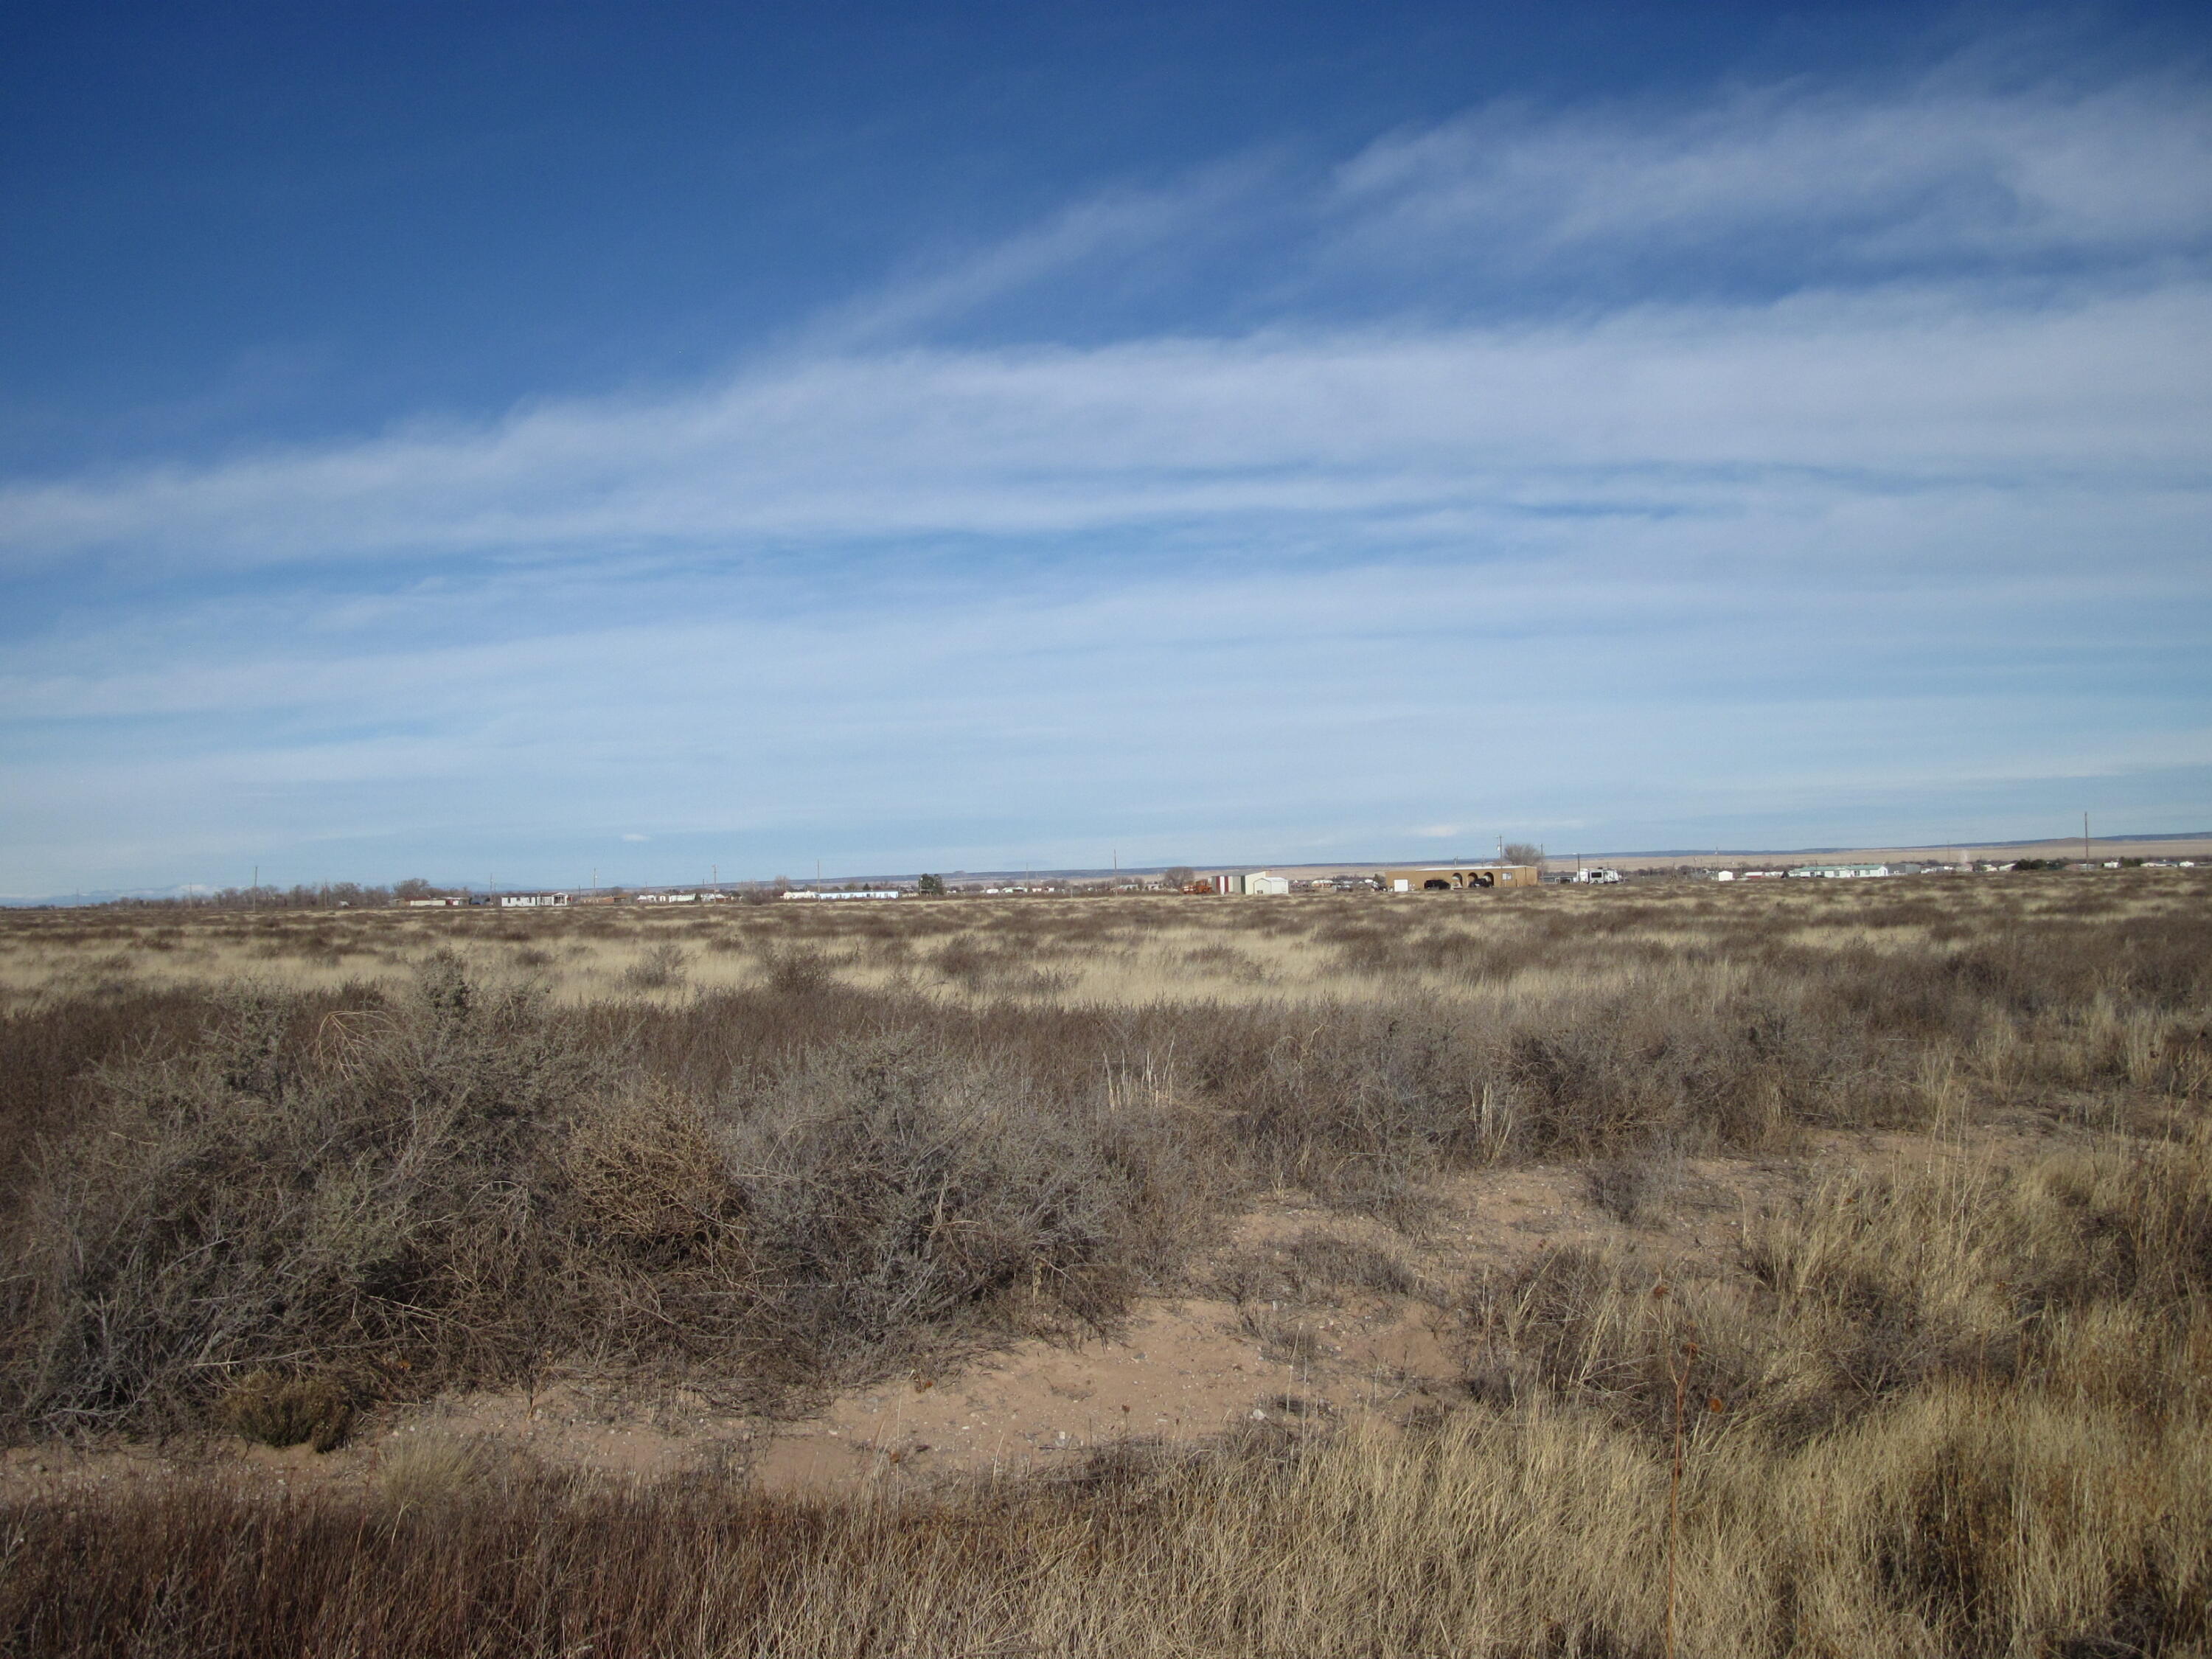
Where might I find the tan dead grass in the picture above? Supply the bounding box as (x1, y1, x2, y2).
(4, 867, 2204, 1016)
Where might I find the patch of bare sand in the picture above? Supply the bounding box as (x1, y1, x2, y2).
(754, 1291, 1446, 1493)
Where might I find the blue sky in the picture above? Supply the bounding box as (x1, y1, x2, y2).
(3, 1, 2209, 894)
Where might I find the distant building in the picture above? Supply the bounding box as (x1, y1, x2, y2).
(1379, 865, 1541, 892)
(780, 889, 903, 901)
(498, 892, 569, 907)
(1201, 872, 1293, 894)
(1786, 865, 1890, 879)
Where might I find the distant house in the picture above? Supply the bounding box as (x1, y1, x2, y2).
(498, 892, 569, 908)
(1786, 865, 1890, 879)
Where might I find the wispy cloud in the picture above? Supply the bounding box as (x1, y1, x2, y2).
(1324, 75, 2212, 282)
(4, 284, 2205, 583)
(810, 156, 1280, 348)
(5, 63, 2208, 587)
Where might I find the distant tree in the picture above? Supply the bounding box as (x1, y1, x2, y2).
(1162, 866, 1195, 888)
(1501, 842, 1543, 866)
(393, 878, 435, 901)
(917, 874, 947, 896)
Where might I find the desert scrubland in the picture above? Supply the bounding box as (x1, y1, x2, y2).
(1, 874, 2208, 1657)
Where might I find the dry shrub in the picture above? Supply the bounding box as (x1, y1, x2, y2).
(599, 962, 1929, 1220)
(762, 947, 834, 996)
(220, 1370, 352, 1451)
(1178, 942, 1274, 984)
(1189, 1004, 1486, 1220)
(1168, 983, 1851, 1218)
(933, 936, 1074, 995)
(1283, 1229, 1419, 1298)
(559, 1085, 739, 1266)
(1239, 1304, 1329, 1366)
(0, 959, 612, 1434)
(1584, 1138, 1694, 1225)
(717, 1034, 1190, 1371)
(1214, 1228, 1421, 1305)
(0, 968, 1220, 1435)
(0, 986, 264, 1217)
(1494, 981, 1910, 1152)
(620, 941, 690, 991)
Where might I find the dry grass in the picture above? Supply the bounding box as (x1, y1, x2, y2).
(4, 867, 2204, 1016)
(5, 1373, 2205, 1655)
(1466, 1128, 2212, 1441)
(0, 871, 2208, 1655)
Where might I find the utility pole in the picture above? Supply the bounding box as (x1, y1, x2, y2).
(2084, 812, 2091, 865)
